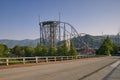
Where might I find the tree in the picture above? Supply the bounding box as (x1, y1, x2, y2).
(23, 46, 35, 57)
(96, 36, 113, 56)
(48, 45, 56, 56)
(111, 43, 119, 54)
(19, 47, 25, 57)
(69, 41, 77, 56)
(42, 46, 48, 56)
(34, 44, 42, 56)
(62, 41, 69, 56)
(0, 44, 9, 57)
(57, 46, 64, 56)
(118, 46, 120, 53)
(11, 45, 24, 57)
(57, 41, 74, 56)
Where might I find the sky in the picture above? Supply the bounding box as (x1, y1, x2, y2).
(0, 0, 120, 40)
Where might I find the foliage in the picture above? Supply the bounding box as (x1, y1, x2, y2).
(11, 45, 25, 57)
(69, 41, 77, 56)
(56, 41, 69, 56)
(0, 44, 9, 57)
(34, 43, 42, 56)
(62, 41, 69, 56)
(111, 43, 119, 54)
(118, 46, 120, 53)
(0, 40, 78, 57)
(96, 36, 113, 56)
(42, 46, 48, 56)
(56, 41, 78, 56)
(9, 59, 23, 64)
(23, 46, 35, 57)
(48, 45, 56, 56)
(57, 46, 63, 56)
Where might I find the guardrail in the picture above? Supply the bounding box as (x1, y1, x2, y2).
(0, 55, 102, 66)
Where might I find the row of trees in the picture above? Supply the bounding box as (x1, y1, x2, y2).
(96, 36, 120, 56)
(0, 41, 77, 57)
(1, 36, 119, 57)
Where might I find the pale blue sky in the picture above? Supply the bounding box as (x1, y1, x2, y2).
(0, 0, 120, 40)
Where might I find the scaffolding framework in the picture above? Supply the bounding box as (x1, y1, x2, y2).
(39, 21, 89, 50)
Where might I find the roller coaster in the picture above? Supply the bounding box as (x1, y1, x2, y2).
(39, 21, 94, 54)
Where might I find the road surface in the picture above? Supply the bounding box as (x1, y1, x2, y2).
(0, 56, 119, 80)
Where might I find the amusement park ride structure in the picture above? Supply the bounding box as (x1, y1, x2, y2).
(39, 20, 93, 54)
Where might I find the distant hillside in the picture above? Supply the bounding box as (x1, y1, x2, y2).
(80, 35, 120, 48)
(0, 35, 119, 48)
(0, 39, 40, 48)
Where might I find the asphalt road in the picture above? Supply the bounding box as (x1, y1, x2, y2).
(0, 56, 119, 80)
(83, 57, 120, 80)
(103, 60, 120, 80)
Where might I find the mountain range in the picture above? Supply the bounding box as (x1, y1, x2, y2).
(0, 39, 39, 48)
(0, 35, 119, 48)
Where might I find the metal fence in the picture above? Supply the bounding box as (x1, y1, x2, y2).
(0, 55, 101, 66)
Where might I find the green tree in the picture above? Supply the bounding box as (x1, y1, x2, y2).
(19, 47, 25, 57)
(111, 43, 119, 54)
(42, 46, 48, 56)
(23, 46, 35, 57)
(62, 41, 69, 56)
(56, 41, 70, 56)
(96, 36, 113, 56)
(69, 41, 77, 56)
(34, 44, 42, 56)
(0, 44, 9, 57)
(57, 46, 64, 56)
(48, 45, 56, 56)
(11, 45, 23, 57)
(118, 46, 120, 53)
